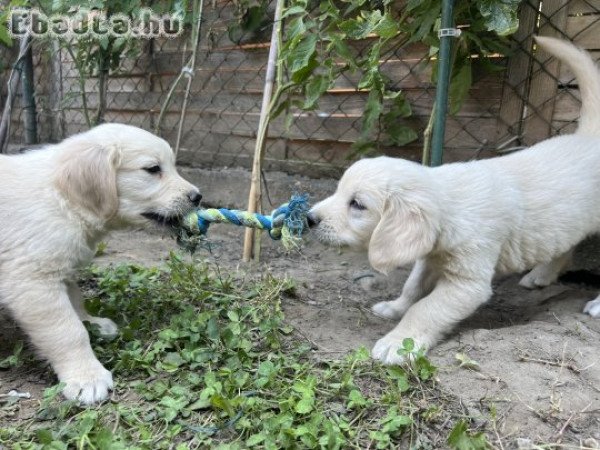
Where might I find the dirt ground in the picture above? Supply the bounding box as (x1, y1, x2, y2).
(1, 225, 600, 447)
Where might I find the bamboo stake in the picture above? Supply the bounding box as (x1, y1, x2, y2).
(242, 0, 285, 262)
(0, 36, 31, 153)
(174, 0, 204, 157)
(421, 101, 435, 165)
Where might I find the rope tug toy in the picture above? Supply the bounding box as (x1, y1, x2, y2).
(177, 194, 310, 253)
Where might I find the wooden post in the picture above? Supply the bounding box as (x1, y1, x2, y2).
(497, 0, 540, 144)
(242, 0, 284, 262)
(521, 0, 570, 145)
(49, 41, 65, 141)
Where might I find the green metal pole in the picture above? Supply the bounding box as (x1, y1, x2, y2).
(430, 0, 456, 167)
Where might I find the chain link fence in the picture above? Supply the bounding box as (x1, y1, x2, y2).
(1, 0, 599, 178)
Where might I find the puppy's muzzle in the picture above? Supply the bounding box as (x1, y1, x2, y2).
(187, 190, 202, 206)
(306, 211, 321, 228)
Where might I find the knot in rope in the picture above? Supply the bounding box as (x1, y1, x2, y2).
(178, 194, 309, 253)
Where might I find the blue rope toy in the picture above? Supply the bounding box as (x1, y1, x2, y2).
(177, 194, 310, 253)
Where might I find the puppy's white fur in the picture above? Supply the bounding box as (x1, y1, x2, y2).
(0, 124, 200, 403)
(309, 37, 600, 365)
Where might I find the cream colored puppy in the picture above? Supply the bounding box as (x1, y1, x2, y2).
(308, 37, 600, 365)
(0, 124, 201, 403)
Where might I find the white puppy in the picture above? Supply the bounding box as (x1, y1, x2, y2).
(308, 37, 600, 365)
(0, 124, 201, 403)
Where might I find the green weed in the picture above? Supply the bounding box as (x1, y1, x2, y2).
(0, 254, 488, 449)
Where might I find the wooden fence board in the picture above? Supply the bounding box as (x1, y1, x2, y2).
(497, 0, 540, 142)
(20, 0, 600, 176)
(569, 0, 600, 14)
(566, 15, 600, 49)
(522, 0, 570, 145)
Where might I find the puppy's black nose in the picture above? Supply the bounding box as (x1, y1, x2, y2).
(306, 212, 320, 228)
(188, 190, 202, 206)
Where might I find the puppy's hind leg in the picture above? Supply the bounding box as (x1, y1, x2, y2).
(372, 259, 438, 320)
(2, 279, 113, 404)
(519, 249, 573, 289)
(66, 282, 118, 338)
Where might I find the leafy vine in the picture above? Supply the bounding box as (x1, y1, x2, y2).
(271, 0, 521, 154)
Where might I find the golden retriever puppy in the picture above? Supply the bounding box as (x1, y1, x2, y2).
(308, 37, 600, 365)
(0, 124, 201, 403)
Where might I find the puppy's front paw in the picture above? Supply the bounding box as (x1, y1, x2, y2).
(372, 336, 407, 365)
(371, 333, 428, 366)
(87, 317, 118, 338)
(519, 269, 556, 289)
(584, 299, 600, 318)
(61, 362, 113, 405)
(372, 301, 404, 320)
(372, 299, 410, 320)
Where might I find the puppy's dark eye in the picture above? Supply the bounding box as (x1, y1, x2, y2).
(144, 165, 161, 174)
(349, 199, 366, 210)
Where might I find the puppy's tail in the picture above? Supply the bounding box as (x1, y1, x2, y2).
(535, 36, 600, 136)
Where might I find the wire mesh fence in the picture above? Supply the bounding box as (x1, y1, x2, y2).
(1, 0, 599, 178)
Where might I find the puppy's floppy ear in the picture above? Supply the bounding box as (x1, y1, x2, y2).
(368, 192, 440, 274)
(54, 139, 121, 220)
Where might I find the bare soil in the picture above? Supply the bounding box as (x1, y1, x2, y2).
(1, 226, 599, 448)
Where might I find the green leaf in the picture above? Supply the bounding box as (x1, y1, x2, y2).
(362, 90, 383, 135)
(382, 413, 412, 434)
(408, 5, 440, 43)
(206, 317, 219, 340)
(287, 34, 317, 79)
(36, 429, 54, 444)
(246, 433, 266, 445)
(42, 382, 66, 401)
(304, 75, 330, 109)
(270, 98, 291, 120)
(162, 351, 186, 370)
(416, 356, 437, 380)
(159, 395, 189, 421)
(242, 5, 266, 33)
(283, 5, 307, 18)
(285, 16, 307, 44)
(402, 338, 415, 352)
(258, 360, 276, 377)
(386, 367, 411, 392)
(448, 420, 489, 450)
(388, 91, 412, 117)
(478, 0, 520, 36)
(339, 10, 397, 40)
(330, 35, 354, 63)
(350, 346, 370, 361)
(211, 394, 235, 416)
(449, 60, 472, 115)
(373, 12, 399, 39)
(93, 427, 115, 449)
(0, 24, 12, 47)
(295, 395, 314, 414)
(291, 57, 318, 83)
(385, 122, 418, 146)
(0, 341, 23, 368)
(347, 389, 367, 409)
(188, 398, 212, 410)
